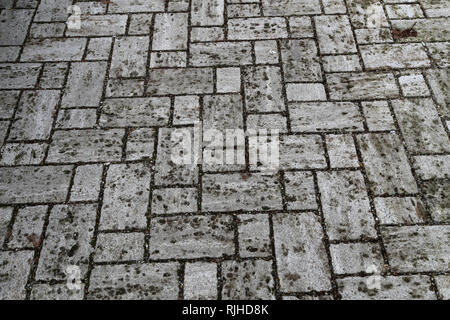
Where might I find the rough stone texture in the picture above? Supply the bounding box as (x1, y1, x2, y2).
(70, 164, 103, 202)
(151, 188, 197, 215)
(110, 37, 149, 78)
(238, 214, 271, 258)
(330, 243, 384, 274)
(284, 171, 317, 210)
(94, 232, 145, 262)
(8, 205, 47, 248)
(31, 283, 84, 300)
(184, 262, 217, 300)
(0, 251, 33, 299)
(0, 63, 41, 89)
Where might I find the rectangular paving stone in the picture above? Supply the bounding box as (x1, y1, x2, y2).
(151, 188, 198, 215)
(147, 68, 214, 95)
(0, 165, 72, 204)
(323, 55, 362, 72)
(191, 0, 224, 26)
(381, 225, 450, 272)
(422, 180, 449, 223)
(286, 83, 326, 101)
(21, 38, 87, 62)
(435, 275, 450, 300)
(154, 128, 198, 186)
(347, 0, 389, 28)
(66, 15, 127, 36)
(362, 101, 396, 131)
(202, 173, 283, 212)
(110, 37, 148, 78)
(0, 9, 34, 45)
(153, 13, 188, 50)
(189, 42, 252, 66)
(8, 205, 47, 249)
(355, 28, 393, 45)
(0, 91, 19, 119)
(327, 72, 399, 100)
(278, 135, 327, 170)
(217, 67, 241, 93)
(126, 128, 156, 161)
(280, 40, 322, 82)
(338, 275, 435, 300)
(254, 40, 278, 64)
(0, 207, 12, 244)
(149, 215, 234, 259)
(391, 18, 450, 42)
(228, 17, 288, 40)
(31, 283, 84, 300)
(100, 98, 170, 128)
(173, 96, 200, 125)
(262, 0, 321, 15)
(247, 114, 288, 133)
(238, 214, 271, 258)
(8, 90, 59, 141)
(356, 133, 418, 195)
(70, 164, 103, 202)
(398, 73, 430, 97)
(85, 38, 113, 60)
(128, 13, 153, 35)
(290, 102, 364, 132)
(40, 63, 68, 89)
(243, 66, 285, 112)
(330, 243, 384, 275)
(425, 69, 449, 115)
(56, 108, 97, 129)
(88, 263, 179, 300)
(413, 155, 450, 180)
(326, 134, 359, 168)
(374, 197, 426, 225)
(284, 171, 317, 210)
(108, 0, 165, 13)
(168, 0, 190, 11)
(0, 143, 46, 165)
(273, 212, 331, 292)
(421, 0, 449, 17)
(203, 94, 244, 136)
(36, 203, 97, 280)
(184, 262, 217, 300)
(34, 0, 70, 21)
(100, 163, 151, 230)
(106, 79, 145, 97)
(62, 62, 107, 107)
(318, 170, 377, 240)
(228, 4, 260, 18)
(0, 251, 33, 300)
(150, 51, 187, 68)
(191, 27, 225, 42)
(360, 44, 430, 69)
(94, 232, 145, 262)
(30, 22, 65, 38)
(0, 63, 41, 89)
(315, 15, 357, 54)
(47, 129, 124, 163)
(392, 98, 450, 154)
(289, 16, 314, 37)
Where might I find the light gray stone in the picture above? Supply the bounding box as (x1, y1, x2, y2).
(0, 251, 33, 299)
(278, 135, 327, 170)
(147, 68, 214, 95)
(315, 15, 357, 54)
(262, 0, 321, 15)
(110, 37, 149, 78)
(238, 214, 271, 258)
(94, 232, 145, 262)
(126, 128, 156, 161)
(21, 39, 87, 62)
(191, 0, 224, 26)
(152, 188, 197, 215)
(153, 13, 188, 50)
(362, 101, 396, 131)
(280, 39, 321, 82)
(286, 83, 327, 101)
(284, 171, 317, 210)
(360, 44, 430, 69)
(70, 164, 103, 202)
(0, 9, 34, 45)
(330, 243, 384, 274)
(374, 197, 426, 224)
(31, 283, 84, 300)
(190, 42, 252, 66)
(0, 63, 41, 89)
(228, 17, 288, 40)
(184, 262, 217, 300)
(8, 205, 47, 249)
(413, 155, 450, 180)
(0, 143, 46, 165)
(56, 109, 97, 129)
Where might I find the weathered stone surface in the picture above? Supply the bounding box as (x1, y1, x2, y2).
(8, 205, 47, 248)
(247, 114, 288, 133)
(362, 101, 396, 131)
(184, 262, 217, 300)
(280, 40, 321, 82)
(435, 275, 450, 300)
(398, 73, 430, 97)
(150, 52, 186, 68)
(149, 215, 234, 259)
(238, 214, 271, 258)
(21, 39, 87, 62)
(391, 18, 450, 42)
(0, 143, 46, 165)
(173, 96, 200, 125)
(0, 166, 72, 204)
(422, 180, 450, 223)
(0, 63, 41, 89)
(0, 251, 33, 299)
(330, 243, 384, 274)
(152, 188, 197, 215)
(346, 0, 388, 29)
(153, 13, 188, 51)
(86, 38, 112, 60)
(425, 69, 449, 114)
(126, 128, 156, 161)
(360, 44, 430, 69)
(56, 108, 97, 129)
(278, 135, 327, 169)
(40, 63, 68, 89)
(190, 42, 252, 66)
(0, 90, 19, 119)
(262, 0, 321, 15)
(413, 155, 450, 180)
(326, 134, 359, 168)
(315, 15, 357, 54)
(0, 9, 33, 45)
(95, 232, 145, 262)
(0, 207, 12, 243)
(31, 283, 84, 300)
(374, 197, 426, 225)
(66, 15, 128, 36)
(191, 0, 224, 26)
(147, 68, 214, 95)
(286, 83, 327, 101)
(70, 164, 103, 202)
(284, 171, 317, 210)
(110, 37, 148, 78)
(217, 67, 241, 93)
(228, 17, 288, 40)
(273, 212, 331, 292)
(34, 0, 70, 21)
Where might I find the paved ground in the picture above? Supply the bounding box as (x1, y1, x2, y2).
(0, 0, 449, 300)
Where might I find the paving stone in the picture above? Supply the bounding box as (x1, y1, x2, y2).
(66, 15, 128, 36)
(413, 155, 450, 180)
(317, 170, 376, 240)
(154, 127, 198, 186)
(110, 37, 148, 78)
(153, 13, 188, 51)
(424, 69, 449, 115)
(147, 68, 214, 95)
(356, 133, 417, 195)
(0, 143, 46, 165)
(108, 0, 165, 13)
(100, 98, 170, 127)
(426, 42, 450, 68)
(360, 44, 430, 70)
(422, 180, 450, 223)
(243, 65, 285, 112)
(0, 251, 33, 299)
(34, 0, 70, 21)
(106, 79, 145, 98)
(0, 90, 19, 119)
(0, 9, 34, 45)
(0, 121, 8, 144)
(247, 114, 287, 133)
(100, 163, 151, 230)
(88, 263, 179, 300)
(254, 40, 279, 64)
(150, 52, 187, 68)
(278, 135, 327, 170)
(228, 17, 288, 40)
(191, 0, 224, 26)
(392, 98, 450, 153)
(420, 0, 449, 17)
(273, 212, 331, 292)
(0, 207, 13, 244)
(36, 203, 97, 280)
(323, 0, 347, 14)
(149, 215, 234, 259)
(381, 225, 449, 272)
(21, 39, 87, 62)
(386, 4, 424, 19)
(284, 171, 317, 210)
(435, 275, 450, 300)
(0, 63, 41, 89)
(85, 38, 113, 60)
(280, 39, 322, 82)
(128, 14, 153, 35)
(315, 15, 357, 54)
(374, 197, 426, 224)
(222, 260, 275, 300)
(173, 96, 200, 125)
(355, 28, 393, 45)
(47, 129, 124, 163)
(289, 16, 314, 37)
(62, 62, 107, 107)
(191, 27, 225, 42)
(76, 1, 106, 15)
(330, 243, 384, 275)
(391, 18, 449, 42)
(346, 0, 389, 29)
(31, 283, 84, 300)
(95, 232, 145, 262)
(30, 22, 65, 38)
(327, 72, 399, 100)
(228, 4, 260, 18)
(190, 42, 252, 66)
(184, 262, 217, 300)
(15, 0, 38, 8)
(238, 214, 271, 258)
(286, 83, 326, 101)
(152, 188, 197, 215)
(168, 0, 189, 11)
(56, 109, 97, 129)
(8, 205, 46, 249)
(217, 67, 241, 93)
(0, 165, 72, 204)
(338, 275, 435, 300)
(40, 63, 68, 89)
(126, 128, 156, 161)
(290, 102, 364, 132)
(323, 55, 362, 72)
(361, 101, 396, 131)
(398, 73, 429, 97)
(0, 46, 20, 61)
(202, 173, 283, 212)
(262, 0, 321, 15)
(70, 164, 103, 202)
(326, 134, 359, 168)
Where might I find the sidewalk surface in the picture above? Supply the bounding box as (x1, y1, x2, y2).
(0, 0, 449, 300)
